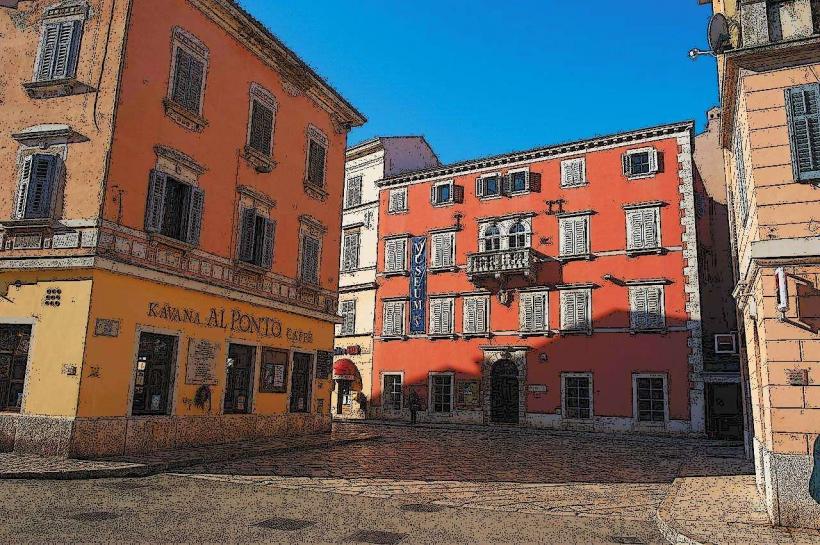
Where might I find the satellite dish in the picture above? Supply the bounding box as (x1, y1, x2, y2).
(708, 13, 731, 54)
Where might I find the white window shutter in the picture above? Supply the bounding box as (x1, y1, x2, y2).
(385, 240, 397, 271)
(442, 299, 453, 334)
(630, 287, 648, 329)
(14, 155, 33, 220)
(521, 293, 535, 331)
(475, 177, 484, 197)
(575, 291, 589, 330)
(37, 24, 60, 81)
(560, 219, 574, 256)
(627, 210, 644, 250)
(561, 292, 576, 330)
(464, 298, 476, 333)
(533, 293, 546, 331)
(476, 298, 487, 333)
(430, 299, 442, 334)
(647, 286, 664, 328)
(622, 153, 632, 177)
(648, 149, 659, 174)
(383, 302, 394, 336)
(574, 218, 588, 255)
(396, 238, 406, 271)
(432, 234, 443, 268)
(643, 209, 659, 248)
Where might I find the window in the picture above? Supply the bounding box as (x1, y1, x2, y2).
(145, 170, 205, 245)
(715, 333, 738, 354)
(559, 215, 590, 257)
(0, 324, 31, 412)
(345, 176, 363, 208)
(342, 230, 360, 271)
(339, 300, 356, 335)
(520, 291, 549, 333)
(132, 332, 177, 416)
(482, 224, 502, 252)
(388, 187, 408, 213)
(384, 237, 408, 273)
(629, 285, 665, 331)
(562, 374, 592, 419)
(560, 290, 591, 332)
(508, 222, 528, 249)
(429, 298, 454, 335)
(35, 14, 84, 83)
(431, 231, 455, 269)
(306, 128, 327, 188)
(430, 374, 453, 413)
(13, 154, 63, 220)
(626, 207, 661, 250)
(224, 344, 255, 414)
(382, 301, 406, 337)
(561, 158, 586, 187)
(476, 174, 501, 198)
(510, 171, 528, 192)
(622, 148, 659, 178)
(431, 181, 463, 205)
(238, 208, 275, 268)
(247, 86, 276, 157)
(463, 296, 489, 335)
(299, 234, 321, 284)
(259, 348, 288, 393)
(786, 84, 820, 182)
(383, 373, 403, 411)
(733, 126, 751, 224)
(170, 43, 206, 115)
(635, 376, 666, 423)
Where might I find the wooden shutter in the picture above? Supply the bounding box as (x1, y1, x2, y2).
(475, 177, 484, 197)
(575, 217, 588, 254)
(533, 292, 546, 331)
(443, 232, 453, 266)
(575, 290, 589, 330)
(341, 300, 355, 335)
(430, 299, 443, 334)
(185, 187, 204, 246)
(528, 172, 541, 193)
(622, 153, 632, 177)
(308, 140, 326, 186)
(430, 184, 437, 204)
(344, 231, 359, 270)
(475, 297, 487, 333)
(647, 286, 663, 328)
(501, 174, 512, 195)
(14, 156, 33, 220)
(432, 234, 443, 268)
(249, 100, 274, 155)
(25, 154, 58, 219)
(627, 210, 644, 249)
(52, 20, 81, 80)
(172, 48, 196, 111)
(520, 293, 535, 331)
(385, 239, 397, 271)
(36, 23, 60, 81)
(464, 298, 477, 333)
(238, 208, 256, 262)
(648, 149, 659, 174)
(261, 219, 276, 268)
(301, 236, 320, 283)
(145, 170, 167, 232)
(643, 209, 659, 248)
(442, 299, 453, 334)
(187, 56, 204, 113)
(395, 238, 406, 271)
(383, 302, 394, 336)
(561, 292, 576, 330)
(787, 85, 820, 181)
(453, 184, 464, 203)
(630, 287, 648, 329)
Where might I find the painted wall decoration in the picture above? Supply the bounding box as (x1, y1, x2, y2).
(409, 236, 427, 334)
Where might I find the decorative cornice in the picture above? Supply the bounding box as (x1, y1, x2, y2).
(154, 145, 207, 175)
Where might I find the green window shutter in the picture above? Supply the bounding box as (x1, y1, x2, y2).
(787, 85, 820, 181)
(261, 219, 276, 268)
(185, 188, 204, 246)
(238, 208, 256, 262)
(25, 154, 59, 219)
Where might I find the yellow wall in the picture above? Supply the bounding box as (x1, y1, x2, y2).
(0, 270, 92, 417)
(78, 269, 333, 418)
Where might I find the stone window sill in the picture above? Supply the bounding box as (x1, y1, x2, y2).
(383, 270, 409, 278)
(148, 232, 197, 253)
(163, 98, 208, 132)
(304, 181, 329, 202)
(626, 247, 665, 257)
(518, 330, 553, 338)
(429, 334, 458, 340)
(559, 329, 592, 336)
(430, 265, 459, 274)
(558, 254, 593, 263)
(629, 327, 668, 335)
(235, 259, 270, 274)
(243, 146, 277, 173)
(23, 78, 96, 99)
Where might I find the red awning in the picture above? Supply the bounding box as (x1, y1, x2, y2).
(333, 358, 357, 379)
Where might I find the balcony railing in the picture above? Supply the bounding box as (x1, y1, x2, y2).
(466, 248, 537, 278)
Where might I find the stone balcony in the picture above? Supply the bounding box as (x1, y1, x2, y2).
(466, 248, 538, 280)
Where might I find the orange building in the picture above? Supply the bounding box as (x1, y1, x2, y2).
(370, 121, 734, 436)
(0, 0, 364, 456)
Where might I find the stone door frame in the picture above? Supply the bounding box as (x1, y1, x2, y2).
(480, 346, 528, 426)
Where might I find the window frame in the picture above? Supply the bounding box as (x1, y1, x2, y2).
(382, 372, 404, 412)
(481, 224, 502, 253)
(0, 323, 33, 413)
(167, 27, 209, 117)
(342, 228, 361, 272)
(560, 157, 587, 188)
(33, 7, 86, 84)
(622, 147, 659, 179)
(305, 125, 329, 189)
(298, 232, 322, 285)
(463, 295, 490, 335)
(714, 333, 738, 354)
(384, 236, 409, 274)
(339, 299, 356, 336)
(382, 300, 407, 338)
(246, 83, 278, 159)
(237, 206, 276, 268)
(625, 206, 662, 252)
(629, 285, 666, 331)
(560, 289, 592, 333)
(633, 373, 669, 425)
(558, 214, 591, 258)
(430, 231, 456, 269)
(145, 170, 205, 247)
(561, 373, 593, 421)
(345, 175, 363, 209)
(431, 180, 455, 206)
(13, 151, 64, 221)
(519, 290, 549, 334)
(429, 372, 454, 414)
(476, 172, 502, 199)
(428, 297, 455, 336)
(388, 187, 408, 213)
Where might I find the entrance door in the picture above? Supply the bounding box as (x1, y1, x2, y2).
(224, 344, 255, 414)
(290, 352, 313, 413)
(491, 359, 519, 424)
(132, 332, 177, 415)
(706, 383, 743, 440)
(0, 324, 32, 412)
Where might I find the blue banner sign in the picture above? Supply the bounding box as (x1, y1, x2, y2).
(410, 236, 427, 334)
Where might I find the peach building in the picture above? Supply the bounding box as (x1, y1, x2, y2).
(0, 0, 364, 457)
(701, 0, 820, 529)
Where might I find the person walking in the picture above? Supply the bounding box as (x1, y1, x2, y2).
(408, 388, 420, 425)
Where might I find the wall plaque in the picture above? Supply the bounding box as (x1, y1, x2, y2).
(456, 380, 480, 409)
(94, 318, 120, 337)
(185, 338, 220, 385)
(316, 350, 333, 380)
(528, 384, 547, 393)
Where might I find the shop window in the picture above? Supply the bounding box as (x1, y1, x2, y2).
(259, 348, 288, 394)
(635, 375, 667, 423)
(562, 374, 592, 419)
(622, 148, 659, 179)
(0, 325, 32, 412)
(34, 7, 85, 83)
(430, 373, 453, 413)
(238, 207, 275, 268)
(13, 153, 64, 221)
(224, 344, 255, 414)
(132, 332, 177, 416)
(383, 373, 403, 411)
(145, 170, 204, 245)
(629, 285, 665, 331)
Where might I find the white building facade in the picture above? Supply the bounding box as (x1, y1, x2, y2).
(333, 137, 439, 418)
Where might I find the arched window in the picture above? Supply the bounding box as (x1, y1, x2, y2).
(483, 225, 501, 252)
(508, 222, 528, 249)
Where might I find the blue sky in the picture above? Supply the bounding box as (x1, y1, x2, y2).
(238, 1, 718, 164)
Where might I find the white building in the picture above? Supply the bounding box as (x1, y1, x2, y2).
(333, 137, 439, 418)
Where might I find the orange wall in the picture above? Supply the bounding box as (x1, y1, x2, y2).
(104, 0, 345, 288)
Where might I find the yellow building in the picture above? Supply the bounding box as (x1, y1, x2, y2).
(701, 0, 820, 529)
(0, 0, 364, 457)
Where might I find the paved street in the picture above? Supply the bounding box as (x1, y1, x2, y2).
(0, 422, 758, 544)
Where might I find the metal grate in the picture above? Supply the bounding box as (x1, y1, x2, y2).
(70, 512, 120, 522)
(254, 517, 315, 532)
(611, 537, 645, 544)
(346, 530, 407, 545)
(399, 503, 445, 513)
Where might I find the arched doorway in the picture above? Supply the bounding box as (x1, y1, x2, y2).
(491, 359, 519, 424)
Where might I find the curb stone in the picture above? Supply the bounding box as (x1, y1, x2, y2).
(0, 433, 381, 481)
